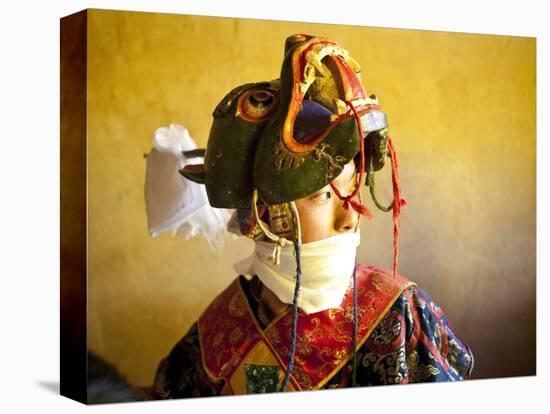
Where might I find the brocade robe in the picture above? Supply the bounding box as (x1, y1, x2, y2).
(152, 265, 473, 398)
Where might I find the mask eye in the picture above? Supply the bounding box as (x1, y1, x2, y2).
(237, 88, 279, 122)
(213, 82, 255, 118)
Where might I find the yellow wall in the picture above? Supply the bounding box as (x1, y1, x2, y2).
(86, 9, 536, 386)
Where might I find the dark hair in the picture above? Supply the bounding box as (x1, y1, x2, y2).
(87, 351, 141, 404)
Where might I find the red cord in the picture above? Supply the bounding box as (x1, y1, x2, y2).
(330, 100, 373, 219)
(387, 136, 407, 278)
(329, 101, 406, 278)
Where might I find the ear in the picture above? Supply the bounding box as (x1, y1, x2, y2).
(179, 164, 206, 184)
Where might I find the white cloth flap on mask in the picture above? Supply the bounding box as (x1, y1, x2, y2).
(144, 124, 230, 247)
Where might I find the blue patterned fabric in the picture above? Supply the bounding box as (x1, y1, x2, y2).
(350, 286, 473, 386)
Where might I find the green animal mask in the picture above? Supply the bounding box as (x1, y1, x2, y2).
(181, 34, 391, 209)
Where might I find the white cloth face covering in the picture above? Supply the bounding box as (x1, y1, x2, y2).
(234, 231, 360, 314)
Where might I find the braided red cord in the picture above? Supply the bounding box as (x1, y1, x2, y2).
(387, 136, 407, 278)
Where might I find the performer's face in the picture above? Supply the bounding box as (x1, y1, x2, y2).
(295, 160, 359, 244)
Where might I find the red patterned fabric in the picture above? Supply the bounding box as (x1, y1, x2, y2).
(198, 265, 413, 390)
